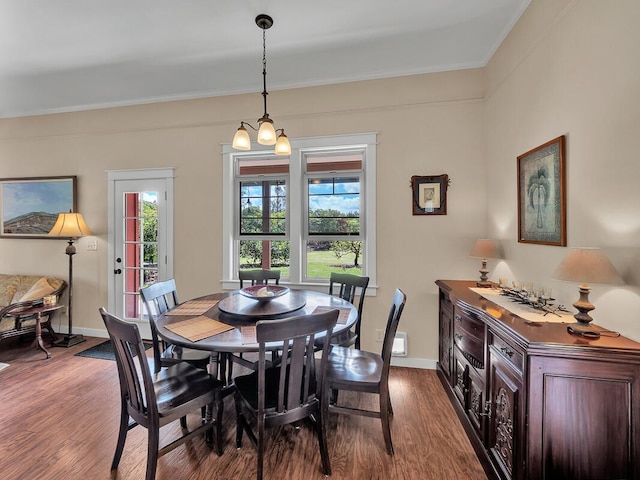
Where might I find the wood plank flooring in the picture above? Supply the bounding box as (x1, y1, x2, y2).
(0, 336, 487, 480)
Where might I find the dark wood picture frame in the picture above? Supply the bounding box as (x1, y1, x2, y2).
(0, 176, 77, 239)
(411, 174, 449, 215)
(517, 136, 566, 246)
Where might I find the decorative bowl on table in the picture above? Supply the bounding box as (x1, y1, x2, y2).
(239, 285, 290, 303)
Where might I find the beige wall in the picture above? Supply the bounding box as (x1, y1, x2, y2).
(0, 69, 486, 365)
(2, 0, 638, 363)
(484, 0, 640, 340)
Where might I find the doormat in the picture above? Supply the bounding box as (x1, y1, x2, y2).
(75, 340, 153, 361)
(0, 362, 9, 371)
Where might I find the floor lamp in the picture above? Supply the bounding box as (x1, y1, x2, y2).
(48, 211, 93, 347)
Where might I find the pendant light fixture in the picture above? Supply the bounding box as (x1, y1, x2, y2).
(232, 14, 291, 156)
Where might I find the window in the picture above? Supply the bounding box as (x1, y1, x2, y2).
(222, 133, 377, 290)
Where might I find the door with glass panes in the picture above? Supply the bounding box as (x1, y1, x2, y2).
(110, 174, 172, 338)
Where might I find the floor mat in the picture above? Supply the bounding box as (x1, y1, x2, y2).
(75, 340, 153, 360)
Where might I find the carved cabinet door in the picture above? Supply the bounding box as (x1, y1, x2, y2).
(488, 355, 522, 480)
(438, 301, 453, 381)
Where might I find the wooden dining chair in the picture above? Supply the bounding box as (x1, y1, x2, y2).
(234, 309, 339, 480)
(140, 279, 212, 374)
(238, 269, 281, 288)
(99, 307, 225, 480)
(328, 272, 370, 349)
(325, 288, 406, 455)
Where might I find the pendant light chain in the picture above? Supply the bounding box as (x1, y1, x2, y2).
(231, 14, 291, 156)
(262, 26, 269, 118)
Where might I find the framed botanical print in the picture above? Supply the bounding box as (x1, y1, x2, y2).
(517, 136, 566, 245)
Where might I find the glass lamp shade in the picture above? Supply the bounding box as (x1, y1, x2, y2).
(257, 118, 277, 145)
(232, 125, 252, 150)
(48, 212, 93, 238)
(274, 131, 291, 155)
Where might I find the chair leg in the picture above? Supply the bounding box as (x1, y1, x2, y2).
(379, 391, 394, 455)
(180, 416, 187, 428)
(235, 393, 244, 448)
(257, 418, 265, 480)
(111, 402, 130, 470)
(316, 404, 332, 475)
(215, 391, 224, 456)
(146, 426, 160, 480)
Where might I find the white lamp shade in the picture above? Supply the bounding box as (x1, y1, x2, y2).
(232, 126, 252, 150)
(257, 119, 277, 145)
(274, 132, 291, 155)
(554, 247, 623, 285)
(48, 212, 93, 238)
(469, 239, 500, 259)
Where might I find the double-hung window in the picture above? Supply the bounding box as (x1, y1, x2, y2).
(222, 133, 376, 290)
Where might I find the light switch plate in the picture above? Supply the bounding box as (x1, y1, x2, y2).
(86, 239, 97, 251)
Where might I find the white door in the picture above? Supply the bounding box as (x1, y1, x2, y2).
(107, 169, 174, 338)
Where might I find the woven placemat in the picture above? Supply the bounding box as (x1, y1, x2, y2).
(165, 316, 233, 342)
(165, 299, 219, 316)
(312, 306, 351, 324)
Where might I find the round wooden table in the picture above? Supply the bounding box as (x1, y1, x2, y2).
(155, 290, 357, 354)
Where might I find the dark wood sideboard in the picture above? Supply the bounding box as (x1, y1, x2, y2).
(436, 280, 640, 480)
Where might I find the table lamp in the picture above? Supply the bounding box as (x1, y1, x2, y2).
(469, 239, 500, 287)
(553, 247, 623, 337)
(48, 211, 93, 347)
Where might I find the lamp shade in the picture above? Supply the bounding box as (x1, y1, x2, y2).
(274, 131, 291, 155)
(48, 212, 93, 238)
(553, 247, 623, 285)
(469, 239, 500, 259)
(232, 125, 251, 150)
(257, 119, 277, 145)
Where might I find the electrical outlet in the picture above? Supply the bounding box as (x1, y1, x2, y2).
(375, 329, 384, 342)
(86, 239, 97, 251)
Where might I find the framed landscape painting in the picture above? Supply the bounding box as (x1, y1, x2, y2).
(517, 136, 566, 246)
(0, 176, 77, 239)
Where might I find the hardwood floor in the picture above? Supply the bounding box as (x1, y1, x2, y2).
(0, 335, 487, 480)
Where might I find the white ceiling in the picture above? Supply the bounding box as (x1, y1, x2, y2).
(0, 0, 531, 118)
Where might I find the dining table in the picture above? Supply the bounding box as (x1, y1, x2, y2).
(154, 289, 357, 358)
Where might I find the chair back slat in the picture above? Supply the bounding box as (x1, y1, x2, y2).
(239, 269, 281, 288)
(256, 309, 338, 415)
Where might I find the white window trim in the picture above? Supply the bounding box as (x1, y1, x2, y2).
(222, 133, 377, 293)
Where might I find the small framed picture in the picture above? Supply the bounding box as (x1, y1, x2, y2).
(517, 136, 566, 246)
(411, 174, 449, 215)
(0, 176, 77, 239)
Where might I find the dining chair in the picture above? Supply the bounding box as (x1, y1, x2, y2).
(140, 279, 212, 374)
(232, 269, 282, 376)
(99, 307, 225, 480)
(325, 288, 406, 455)
(328, 272, 370, 349)
(234, 309, 339, 480)
(238, 269, 281, 288)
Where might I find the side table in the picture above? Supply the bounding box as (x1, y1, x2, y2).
(14, 304, 64, 359)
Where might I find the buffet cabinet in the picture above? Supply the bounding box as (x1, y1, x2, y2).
(436, 280, 640, 480)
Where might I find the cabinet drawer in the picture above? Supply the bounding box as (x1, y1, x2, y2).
(454, 308, 484, 340)
(454, 307, 485, 369)
(489, 331, 524, 373)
